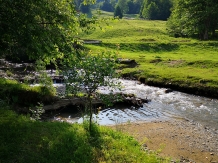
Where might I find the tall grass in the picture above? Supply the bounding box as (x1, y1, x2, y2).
(0, 78, 56, 106)
(0, 107, 169, 163)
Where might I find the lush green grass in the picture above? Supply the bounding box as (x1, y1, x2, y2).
(0, 107, 169, 163)
(79, 18, 218, 96)
(0, 78, 56, 106)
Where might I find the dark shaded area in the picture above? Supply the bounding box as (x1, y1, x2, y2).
(97, 42, 180, 52)
(0, 109, 104, 163)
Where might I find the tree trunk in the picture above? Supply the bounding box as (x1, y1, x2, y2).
(212, 29, 216, 38)
(88, 95, 92, 132)
(203, 29, 209, 40)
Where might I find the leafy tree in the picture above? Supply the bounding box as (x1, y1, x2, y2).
(167, 0, 218, 40)
(100, 0, 114, 12)
(126, 0, 143, 14)
(140, 0, 172, 20)
(63, 50, 120, 131)
(0, 0, 75, 61)
(114, 5, 123, 19)
(0, 0, 96, 62)
(117, 0, 129, 14)
(110, 0, 117, 9)
(79, 3, 91, 14)
(142, 1, 159, 20)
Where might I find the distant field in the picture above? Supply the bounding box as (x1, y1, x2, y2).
(78, 15, 218, 97)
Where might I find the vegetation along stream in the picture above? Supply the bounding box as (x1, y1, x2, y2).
(1, 59, 217, 131)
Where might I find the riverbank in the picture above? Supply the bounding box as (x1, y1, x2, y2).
(109, 119, 218, 163)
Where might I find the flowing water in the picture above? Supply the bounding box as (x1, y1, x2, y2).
(53, 79, 218, 130)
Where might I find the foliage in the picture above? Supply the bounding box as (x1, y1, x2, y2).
(114, 5, 123, 19)
(80, 3, 92, 15)
(0, 0, 73, 61)
(117, 0, 129, 14)
(0, 78, 55, 106)
(62, 50, 120, 131)
(126, 0, 143, 14)
(100, 0, 114, 12)
(140, 0, 172, 20)
(0, 0, 97, 62)
(0, 108, 168, 163)
(29, 103, 45, 121)
(167, 0, 218, 40)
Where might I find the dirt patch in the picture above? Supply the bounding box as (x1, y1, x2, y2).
(167, 59, 185, 67)
(108, 120, 218, 163)
(149, 58, 162, 63)
(171, 40, 191, 42)
(140, 38, 156, 42)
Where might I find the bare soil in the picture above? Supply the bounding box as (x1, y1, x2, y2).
(109, 120, 218, 163)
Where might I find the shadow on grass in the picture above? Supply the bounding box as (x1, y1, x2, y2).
(0, 109, 104, 163)
(97, 43, 180, 52)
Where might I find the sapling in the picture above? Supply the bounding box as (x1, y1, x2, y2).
(63, 50, 120, 132)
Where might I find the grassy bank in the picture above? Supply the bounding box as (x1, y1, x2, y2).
(0, 78, 56, 107)
(0, 107, 169, 163)
(79, 18, 218, 98)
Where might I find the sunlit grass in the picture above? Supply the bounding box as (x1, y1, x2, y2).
(79, 18, 218, 92)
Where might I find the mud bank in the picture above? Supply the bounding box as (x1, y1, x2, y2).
(109, 119, 218, 163)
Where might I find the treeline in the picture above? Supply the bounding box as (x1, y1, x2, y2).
(94, 0, 172, 20)
(95, 0, 218, 40)
(167, 0, 218, 40)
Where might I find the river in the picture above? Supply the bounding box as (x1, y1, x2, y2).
(53, 79, 218, 130)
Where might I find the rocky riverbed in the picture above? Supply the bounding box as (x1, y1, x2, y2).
(109, 119, 218, 163)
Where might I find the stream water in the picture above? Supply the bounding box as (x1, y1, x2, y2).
(53, 79, 218, 130)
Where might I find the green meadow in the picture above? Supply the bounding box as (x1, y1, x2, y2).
(79, 16, 218, 97)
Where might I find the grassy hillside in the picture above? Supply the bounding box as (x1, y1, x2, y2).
(79, 18, 218, 98)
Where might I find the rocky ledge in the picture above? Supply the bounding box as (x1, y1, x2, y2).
(41, 93, 150, 111)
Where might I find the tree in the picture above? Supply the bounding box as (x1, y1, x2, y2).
(117, 0, 129, 14)
(114, 5, 123, 19)
(126, 0, 142, 14)
(140, 0, 172, 20)
(142, 1, 159, 20)
(167, 0, 218, 40)
(0, 0, 96, 62)
(100, 0, 114, 12)
(0, 1, 74, 61)
(63, 51, 120, 131)
(79, 3, 91, 15)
